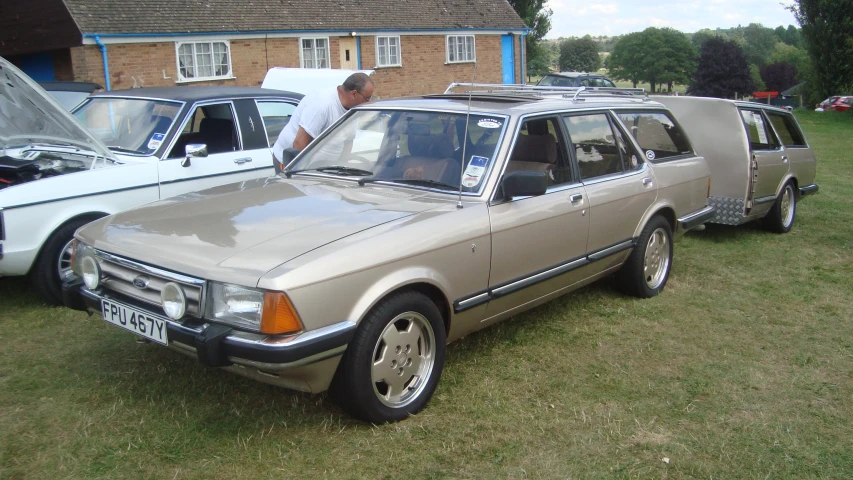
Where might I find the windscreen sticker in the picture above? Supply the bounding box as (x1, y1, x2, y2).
(477, 119, 502, 129)
(645, 150, 656, 161)
(147, 133, 166, 151)
(462, 155, 489, 187)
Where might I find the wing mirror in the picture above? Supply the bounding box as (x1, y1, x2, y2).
(275, 147, 299, 174)
(182, 143, 208, 167)
(500, 171, 548, 199)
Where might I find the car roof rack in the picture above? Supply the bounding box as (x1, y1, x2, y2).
(442, 82, 649, 102)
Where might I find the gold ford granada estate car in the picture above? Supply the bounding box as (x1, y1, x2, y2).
(64, 85, 715, 423)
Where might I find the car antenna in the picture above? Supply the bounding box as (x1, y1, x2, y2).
(456, 61, 478, 209)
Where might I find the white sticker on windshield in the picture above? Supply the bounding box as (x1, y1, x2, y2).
(477, 119, 502, 129)
(645, 150, 656, 161)
(462, 155, 489, 188)
(147, 133, 166, 151)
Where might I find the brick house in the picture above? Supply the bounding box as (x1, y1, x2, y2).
(0, 0, 529, 98)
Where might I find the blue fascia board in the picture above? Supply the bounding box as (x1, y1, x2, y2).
(82, 27, 530, 38)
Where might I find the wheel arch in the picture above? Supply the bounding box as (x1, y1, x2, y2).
(634, 202, 677, 239)
(31, 211, 109, 269)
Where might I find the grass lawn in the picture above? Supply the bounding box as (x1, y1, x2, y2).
(2, 112, 852, 479)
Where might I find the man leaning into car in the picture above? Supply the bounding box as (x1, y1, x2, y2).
(272, 72, 374, 170)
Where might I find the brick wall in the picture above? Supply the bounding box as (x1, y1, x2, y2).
(68, 33, 518, 97)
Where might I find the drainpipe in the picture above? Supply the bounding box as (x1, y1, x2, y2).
(520, 32, 527, 85)
(93, 35, 111, 91)
(355, 36, 362, 70)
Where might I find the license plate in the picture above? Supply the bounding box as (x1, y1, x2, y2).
(101, 299, 169, 345)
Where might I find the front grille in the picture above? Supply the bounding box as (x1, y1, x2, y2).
(93, 250, 205, 318)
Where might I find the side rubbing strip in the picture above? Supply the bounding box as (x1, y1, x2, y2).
(491, 258, 588, 298)
(587, 239, 634, 261)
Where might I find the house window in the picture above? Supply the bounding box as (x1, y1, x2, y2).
(176, 41, 232, 82)
(446, 35, 475, 63)
(376, 36, 401, 67)
(301, 38, 329, 68)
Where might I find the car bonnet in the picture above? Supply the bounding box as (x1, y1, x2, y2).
(0, 57, 117, 161)
(77, 176, 449, 287)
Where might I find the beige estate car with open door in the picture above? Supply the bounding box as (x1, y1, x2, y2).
(656, 96, 818, 232)
(65, 85, 715, 423)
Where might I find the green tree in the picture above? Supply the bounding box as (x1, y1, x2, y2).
(688, 37, 755, 98)
(742, 23, 780, 67)
(784, 25, 803, 48)
(770, 43, 811, 79)
(789, 0, 853, 100)
(507, 0, 553, 82)
(558, 36, 601, 72)
(607, 27, 696, 93)
(691, 29, 722, 51)
(750, 64, 766, 91)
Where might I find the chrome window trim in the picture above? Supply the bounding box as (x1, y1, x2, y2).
(160, 99, 243, 160)
(79, 96, 186, 105)
(581, 162, 649, 186)
(290, 107, 511, 197)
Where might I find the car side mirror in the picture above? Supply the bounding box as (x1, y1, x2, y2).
(501, 171, 548, 199)
(182, 143, 208, 167)
(275, 147, 300, 174)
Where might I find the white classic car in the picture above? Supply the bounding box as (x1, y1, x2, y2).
(1, 58, 346, 304)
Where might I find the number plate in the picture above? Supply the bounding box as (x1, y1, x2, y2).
(101, 299, 169, 345)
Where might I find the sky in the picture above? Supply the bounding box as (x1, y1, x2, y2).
(544, 0, 799, 38)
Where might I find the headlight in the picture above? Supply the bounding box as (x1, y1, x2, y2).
(161, 282, 187, 320)
(206, 282, 302, 334)
(71, 240, 95, 276)
(81, 256, 101, 289)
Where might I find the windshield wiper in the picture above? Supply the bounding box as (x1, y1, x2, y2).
(106, 146, 145, 154)
(358, 177, 457, 191)
(285, 166, 373, 178)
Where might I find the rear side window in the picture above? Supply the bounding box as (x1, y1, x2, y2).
(563, 113, 632, 180)
(739, 109, 778, 150)
(617, 111, 693, 161)
(257, 101, 297, 146)
(766, 112, 807, 147)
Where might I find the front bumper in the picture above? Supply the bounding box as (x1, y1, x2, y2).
(64, 280, 356, 370)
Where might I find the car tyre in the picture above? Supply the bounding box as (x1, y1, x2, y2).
(616, 215, 672, 298)
(30, 218, 92, 305)
(330, 291, 446, 423)
(763, 182, 796, 234)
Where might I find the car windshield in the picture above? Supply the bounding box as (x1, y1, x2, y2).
(287, 109, 507, 194)
(74, 98, 181, 155)
(538, 75, 577, 87)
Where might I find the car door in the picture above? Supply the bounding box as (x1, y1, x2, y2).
(485, 116, 590, 319)
(563, 112, 656, 261)
(157, 100, 277, 199)
(738, 108, 789, 207)
(764, 110, 816, 188)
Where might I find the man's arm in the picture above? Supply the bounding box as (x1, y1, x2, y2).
(292, 126, 314, 151)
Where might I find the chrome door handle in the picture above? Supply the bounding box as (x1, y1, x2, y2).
(570, 194, 583, 203)
(234, 157, 252, 164)
(642, 177, 653, 186)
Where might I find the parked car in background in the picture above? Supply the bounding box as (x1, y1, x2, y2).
(656, 96, 818, 232)
(66, 84, 714, 423)
(37, 81, 103, 111)
(537, 72, 616, 88)
(815, 96, 852, 112)
(0, 56, 310, 304)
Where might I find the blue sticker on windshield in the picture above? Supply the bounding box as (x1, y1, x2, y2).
(147, 133, 166, 151)
(462, 155, 490, 188)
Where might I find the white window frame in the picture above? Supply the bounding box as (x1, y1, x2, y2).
(446, 35, 476, 64)
(175, 40, 234, 83)
(299, 37, 331, 69)
(375, 35, 402, 67)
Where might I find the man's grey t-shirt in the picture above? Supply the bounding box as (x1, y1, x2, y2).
(272, 88, 346, 160)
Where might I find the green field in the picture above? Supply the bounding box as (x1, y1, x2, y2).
(2, 112, 852, 479)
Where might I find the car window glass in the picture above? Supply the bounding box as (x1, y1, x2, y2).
(504, 117, 572, 189)
(766, 112, 807, 147)
(602, 79, 616, 88)
(73, 98, 180, 155)
(563, 113, 625, 180)
(289, 110, 505, 194)
(257, 101, 297, 146)
(618, 111, 694, 161)
(168, 103, 240, 158)
(739, 109, 778, 150)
